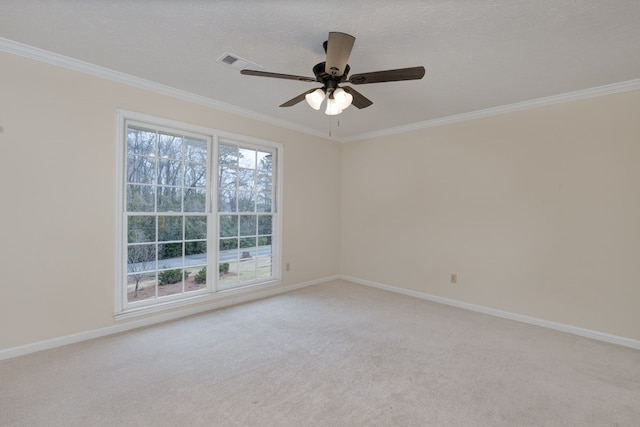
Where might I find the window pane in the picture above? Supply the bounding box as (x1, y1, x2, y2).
(218, 191, 236, 212)
(219, 144, 238, 166)
(184, 188, 206, 212)
(158, 216, 183, 242)
(218, 262, 230, 278)
(158, 133, 183, 160)
(186, 265, 207, 292)
(128, 272, 156, 302)
(238, 148, 256, 169)
(258, 235, 272, 247)
(158, 242, 183, 262)
(158, 268, 185, 296)
(185, 216, 207, 240)
(258, 216, 272, 235)
(239, 260, 256, 282)
(256, 170, 272, 192)
(157, 187, 181, 212)
(127, 184, 155, 212)
(256, 193, 272, 212)
(127, 243, 157, 301)
(220, 215, 238, 238)
(240, 237, 256, 250)
(218, 143, 238, 208)
(127, 244, 156, 273)
(127, 127, 156, 156)
(237, 192, 255, 212)
(239, 215, 257, 236)
(127, 155, 155, 184)
(257, 151, 272, 170)
(128, 216, 156, 243)
(219, 168, 237, 189)
(187, 265, 207, 293)
(157, 159, 182, 187)
(185, 241, 206, 257)
(219, 262, 238, 287)
(184, 162, 206, 188)
(185, 138, 207, 163)
(238, 168, 256, 192)
(257, 242, 272, 259)
(257, 256, 272, 280)
(220, 238, 238, 252)
(242, 247, 259, 259)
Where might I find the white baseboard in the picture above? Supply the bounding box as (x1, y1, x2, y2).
(340, 275, 640, 351)
(4, 274, 636, 361)
(0, 276, 334, 361)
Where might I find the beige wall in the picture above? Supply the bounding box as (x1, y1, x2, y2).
(0, 52, 341, 350)
(2, 48, 639, 352)
(341, 89, 640, 341)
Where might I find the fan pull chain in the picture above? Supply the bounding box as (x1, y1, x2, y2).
(327, 116, 341, 138)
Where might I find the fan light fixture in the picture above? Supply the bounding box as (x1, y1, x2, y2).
(306, 87, 353, 115)
(305, 89, 325, 110)
(325, 97, 341, 115)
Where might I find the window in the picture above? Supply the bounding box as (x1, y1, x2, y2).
(116, 111, 281, 317)
(217, 141, 275, 288)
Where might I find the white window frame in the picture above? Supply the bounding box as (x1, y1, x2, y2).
(115, 110, 283, 320)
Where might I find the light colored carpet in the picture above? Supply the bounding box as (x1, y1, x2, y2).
(1, 280, 639, 426)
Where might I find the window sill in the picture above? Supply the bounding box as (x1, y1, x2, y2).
(114, 280, 280, 321)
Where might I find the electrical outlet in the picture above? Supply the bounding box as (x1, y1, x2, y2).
(450, 273, 457, 284)
(286, 262, 291, 272)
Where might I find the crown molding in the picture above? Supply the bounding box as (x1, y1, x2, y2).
(343, 78, 640, 142)
(0, 37, 331, 141)
(2, 37, 638, 144)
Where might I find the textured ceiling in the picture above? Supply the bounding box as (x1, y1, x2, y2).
(1, 0, 639, 140)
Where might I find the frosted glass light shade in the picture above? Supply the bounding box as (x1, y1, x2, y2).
(305, 89, 325, 110)
(325, 98, 343, 116)
(333, 88, 353, 110)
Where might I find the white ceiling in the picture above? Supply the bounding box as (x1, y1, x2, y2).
(1, 0, 639, 141)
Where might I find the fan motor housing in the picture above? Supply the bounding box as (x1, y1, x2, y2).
(313, 62, 350, 87)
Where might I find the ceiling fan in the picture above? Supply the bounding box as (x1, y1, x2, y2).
(240, 32, 425, 115)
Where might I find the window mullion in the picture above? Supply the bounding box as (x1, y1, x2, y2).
(209, 135, 218, 293)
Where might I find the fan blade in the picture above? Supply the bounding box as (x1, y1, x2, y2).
(325, 32, 355, 77)
(342, 86, 373, 109)
(348, 66, 425, 85)
(279, 88, 320, 107)
(241, 69, 316, 82)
